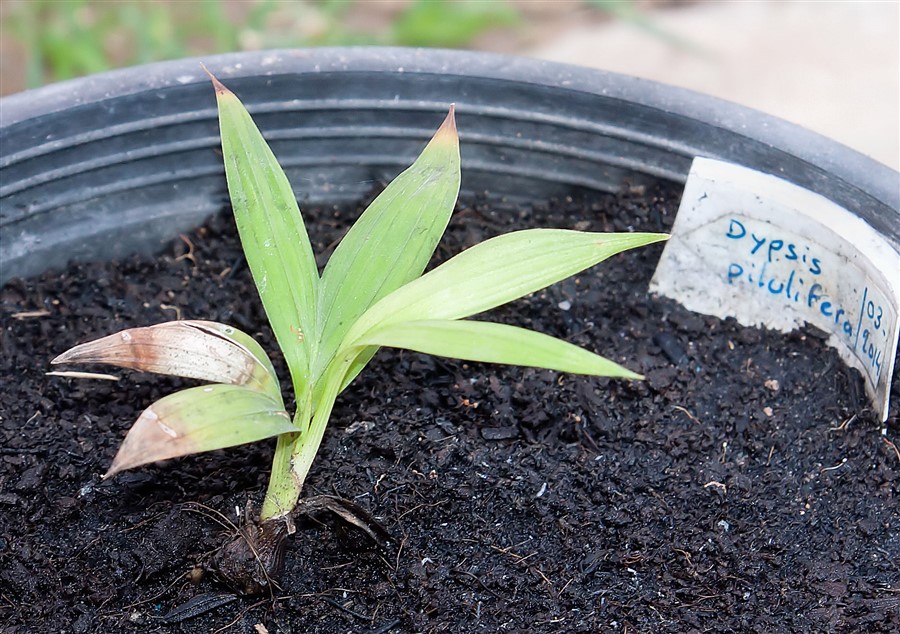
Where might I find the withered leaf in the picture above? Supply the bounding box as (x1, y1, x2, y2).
(53, 320, 280, 399)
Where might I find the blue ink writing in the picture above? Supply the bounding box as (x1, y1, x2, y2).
(723, 216, 888, 382)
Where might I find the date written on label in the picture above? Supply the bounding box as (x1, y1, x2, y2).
(724, 216, 890, 382)
(651, 157, 899, 420)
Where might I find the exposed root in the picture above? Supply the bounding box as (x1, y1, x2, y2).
(213, 518, 288, 596)
(211, 495, 392, 595)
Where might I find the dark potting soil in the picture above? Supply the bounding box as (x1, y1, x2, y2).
(1, 186, 898, 634)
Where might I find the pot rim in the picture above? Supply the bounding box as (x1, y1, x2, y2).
(2, 47, 897, 282)
(3, 46, 896, 191)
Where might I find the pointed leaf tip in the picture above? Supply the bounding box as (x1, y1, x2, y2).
(200, 63, 230, 96)
(434, 104, 457, 144)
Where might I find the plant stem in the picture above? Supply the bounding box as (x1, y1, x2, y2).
(260, 430, 301, 520)
(260, 381, 312, 520)
(259, 359, 349, 521)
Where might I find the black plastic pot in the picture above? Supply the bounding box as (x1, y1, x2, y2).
(1, 47, 897, 283)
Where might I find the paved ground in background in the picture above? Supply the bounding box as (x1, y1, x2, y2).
(525, 1, 899, 170)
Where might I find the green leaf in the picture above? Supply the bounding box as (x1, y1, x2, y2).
(52, 320, 283, 402)
(359, 319, 641, 379)
(105, 384, 296, 478)
(338, 346, 378, 393)
(347, 229, 668, 341)
(314, 106, 460, 380)
(209, 71, 319, 399)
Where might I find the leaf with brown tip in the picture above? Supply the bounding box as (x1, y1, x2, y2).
(105, 384, 296, 478)
(314, 105, 460, 381)
(52, 321, 281, 401)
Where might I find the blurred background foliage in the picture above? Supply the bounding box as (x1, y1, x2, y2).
(2, 1, 893, 167)
(0, 0, 660, 96)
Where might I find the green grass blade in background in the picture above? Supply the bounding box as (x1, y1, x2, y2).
(391, 0, 520, 48)
(314, 107, 460, 379)
(588, 0, 704, 53)
(360, 319, 641, 378)
(211, 72, 319, 399)
(105, 384, 296, 478)
(350, 229, 668, 338)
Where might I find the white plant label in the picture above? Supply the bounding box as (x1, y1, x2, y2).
(651, 157, 899, 421)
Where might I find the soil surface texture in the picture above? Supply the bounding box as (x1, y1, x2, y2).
(1, 187, 898, 633)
